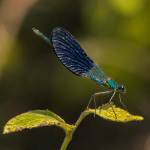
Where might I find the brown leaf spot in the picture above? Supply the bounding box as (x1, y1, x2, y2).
(15, 127, 23, 131)
(40, 121, 48, 126)
(6, 124, 11, 126)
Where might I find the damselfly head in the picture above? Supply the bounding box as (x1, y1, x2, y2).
(118, 85, 126, 93)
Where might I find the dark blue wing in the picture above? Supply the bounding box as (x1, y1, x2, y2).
(51, 27, 108, 84)
(51, 27, 94, 76)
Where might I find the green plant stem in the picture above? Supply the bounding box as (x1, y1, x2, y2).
(60, 110, 91, 150)
(60, 131, 72, 150)
(72, 110, 90, 134)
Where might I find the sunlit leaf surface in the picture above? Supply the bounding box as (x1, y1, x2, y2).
(87, 103, 143, 122)
(3, 110, 75, 134)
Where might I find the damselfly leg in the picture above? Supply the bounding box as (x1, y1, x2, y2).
(108, 89, 117, 118)
(87, 90, 113, 117)
(117, 91, 128, 112)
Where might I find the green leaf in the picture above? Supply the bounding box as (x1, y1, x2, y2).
(3, 110, 75, 134)
(86, 103, 144, 122)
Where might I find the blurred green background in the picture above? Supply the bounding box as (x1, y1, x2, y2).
(0, 0, 150, 150)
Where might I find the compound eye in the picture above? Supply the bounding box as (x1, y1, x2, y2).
(121, 86, 125, 93)
(118, 85, 126, 93)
